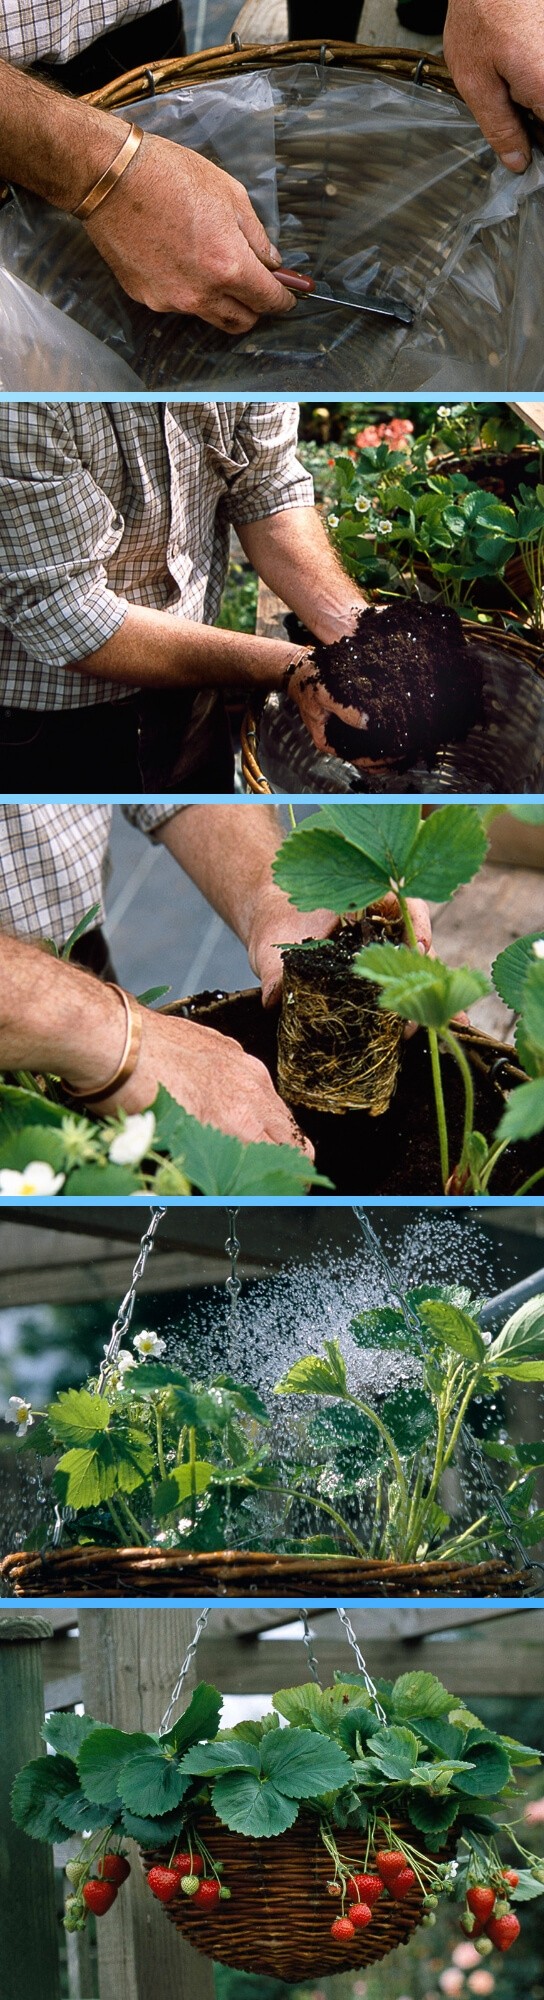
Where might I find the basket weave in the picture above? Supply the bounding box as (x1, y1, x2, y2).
(141, 1809, 453, 1978)
(0, 1546, 527, 1597)
(86, 41, 457, 108)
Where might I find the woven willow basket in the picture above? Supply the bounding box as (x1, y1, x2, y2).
(141, 1808, 454, 1979)
(241, 621, 544, 792)
(86, 40, 458, 109)
(0, 1546, 527, 1597)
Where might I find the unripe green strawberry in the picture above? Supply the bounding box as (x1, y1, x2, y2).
(493, 1897, 509, 1919)
(462, 1912, 476, 1934)
(219, 1886, 231, 1901)
(475, 1938, 494, 1957)
(422, 1914, 436, 1928)
(423, 1895, 438, 1910)
(532, 1863, 544, 1884)
(181, 1875, 200, 1897)
(65, 1860, 86, 1888)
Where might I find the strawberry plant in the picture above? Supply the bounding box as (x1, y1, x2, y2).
(273, 801, 544, 1193)
(275, 1284, 544, 1568)
(11, 1671, 544, 1960)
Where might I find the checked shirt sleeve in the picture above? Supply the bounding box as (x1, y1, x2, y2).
(122, 805, 185, 836)
(225, 402, 314, 526)
(0, 403, 130, 666)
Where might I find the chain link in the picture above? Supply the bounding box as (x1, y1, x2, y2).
(300, 1608, 321, 1683)
(159, 1610, 211, 1736)
(98, 1205, 167, 1392)
(336, 1608, 387, 1723)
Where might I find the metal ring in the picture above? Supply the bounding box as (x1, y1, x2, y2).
(144, 66, 156, 94)
(413, 58, 426, 84)
(489, 1057, 514, 1089)
(231, 31, 242, 49)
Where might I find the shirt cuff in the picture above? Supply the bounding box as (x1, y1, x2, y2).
(123, 805, 186, 836)
(8, 581, 130, 667)
(228, 470, 315, 527)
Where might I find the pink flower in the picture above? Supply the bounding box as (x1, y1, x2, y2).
(439, 1971, 464, 1996)
(452, 1944, 482, 1971)
(524, 1797, 544, 1823)
(468, 1973, 495, 1995)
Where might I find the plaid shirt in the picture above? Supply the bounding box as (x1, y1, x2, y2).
(0, 803, 180, 945)
(0, 0, 162, 68)
(0, 401, 312, 710)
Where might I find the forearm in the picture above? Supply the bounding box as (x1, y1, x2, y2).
(159, 803, 286, 948)
(73, 603, 302, 690)
(0, 932, 129, 1089)
(237, 507, 368, 642)
(0, 59, 135, 209)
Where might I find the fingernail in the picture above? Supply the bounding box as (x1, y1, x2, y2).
(417, 940, 425, 954)
(269, 245, 282, 267)
(500, 149, 529, 171)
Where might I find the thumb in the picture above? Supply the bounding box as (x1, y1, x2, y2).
(462, 64, 531, 168)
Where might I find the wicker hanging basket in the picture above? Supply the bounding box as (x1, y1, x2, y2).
(0, 1545, 528, 1597)
(241, 621, 544, 793)
(140, 1808, 454, 1979)
(86, 40, 457, 108)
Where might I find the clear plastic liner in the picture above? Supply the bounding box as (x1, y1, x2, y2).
(0, 61, 542, 390)
(0, 264, 141, 389)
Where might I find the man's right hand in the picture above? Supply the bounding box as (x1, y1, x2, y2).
(91, 1008, 313, 1156)
(85, 136, 297, 334)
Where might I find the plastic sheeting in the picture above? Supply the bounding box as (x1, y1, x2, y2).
(0, 62, 543, 390)
(0, 264, 141, 389)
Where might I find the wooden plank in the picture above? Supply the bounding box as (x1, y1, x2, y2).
(198, 1634, 544, 1695)
(78, 1610, 215, 2000)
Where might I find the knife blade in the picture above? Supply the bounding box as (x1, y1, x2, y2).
(275, 266, 413, 326)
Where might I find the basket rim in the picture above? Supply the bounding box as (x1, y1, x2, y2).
(86, 40, 458, 108)
(0, 1544, 527, 1582)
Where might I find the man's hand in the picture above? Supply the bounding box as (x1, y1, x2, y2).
(86, 137, 297, 333)
(90, 1009, 313, 1155)
(287, 647, 370, 759)
(444, 0, 544, 172)
(248, 897, 339, 1007)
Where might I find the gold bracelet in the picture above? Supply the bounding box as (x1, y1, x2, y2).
(62, 985, 143, 1103)
(73, 122, 144, 222)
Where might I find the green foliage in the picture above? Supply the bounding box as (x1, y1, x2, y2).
(355, 945, 490, 1030)
(275, 1338, 348, 1399)
(273, 804, 487, 916)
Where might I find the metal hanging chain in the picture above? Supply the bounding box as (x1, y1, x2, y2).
(300, 1608, 321, 1683)
(353, 1207, 541, 1576)
(159, 1610, 211, 1737)
(224, 1208, 242, 1338)
(336, 1608, 387, 1724)
(97, 1205, 167, 1392)
(50, 1207, 167, 1549)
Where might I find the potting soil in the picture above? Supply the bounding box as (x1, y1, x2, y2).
(278, 915, 405, 1114)
(309, 601, 485, 768)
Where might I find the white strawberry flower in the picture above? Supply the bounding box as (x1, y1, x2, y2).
(116, 1350, 138, 1372)
(8, 1396, 33, 1436)
(327, 513, 340, 528)
(133, 1330, 166, 1359)
(109, 1111, 155, 1167)
(532, 939, 544, 959)
(0, 1162, 65, 1196)
(355, 495, 371, 513)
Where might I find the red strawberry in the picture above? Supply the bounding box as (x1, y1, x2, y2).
(486, 1913, 520, 1953)
(389, 1867, 417, 1900)
(347, 1874, 383, 1905)
(83, 1880, 118, 1916)
(193, 1879, 221, 1909)
(98, 1854, 131, 1885)
(501, 1869, 519, 1889)
(331, 1917, 355, 1941)
(172, 1852, 204, 1877)
(350, 1902, 373, 1930)
(467, 1887, 495, 1923)
(146, 1866, 179, 1904)
(376, 1850, 406, 1885)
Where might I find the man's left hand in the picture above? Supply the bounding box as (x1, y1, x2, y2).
(249, 888, 432, 1012)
